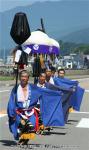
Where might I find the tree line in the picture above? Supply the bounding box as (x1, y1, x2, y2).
(59, 40, 89, 55)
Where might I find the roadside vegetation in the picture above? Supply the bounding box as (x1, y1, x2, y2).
(0, 76, 14, 81)
(59, 40, 89, 55)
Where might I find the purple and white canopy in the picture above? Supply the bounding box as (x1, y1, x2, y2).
(23, 31, 60, 55)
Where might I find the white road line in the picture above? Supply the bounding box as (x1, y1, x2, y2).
(0, 90, 10, 93)
(77, 78, 89, 81)
(72, 111, 89, 114)
(0, 114, 7, 118)
(85, 90, 89, 93)
(76, 118, 89, 128)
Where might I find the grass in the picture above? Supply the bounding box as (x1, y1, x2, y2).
(0, 76, 14, 81)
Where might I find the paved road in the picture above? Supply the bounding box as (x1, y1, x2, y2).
(0, 78, 89, 150)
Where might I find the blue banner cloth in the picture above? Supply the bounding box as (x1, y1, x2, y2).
(54, 77, 84, 111)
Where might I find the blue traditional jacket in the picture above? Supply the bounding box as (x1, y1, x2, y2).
(54, 77, 85, 111)
(7, 83, 64, 139)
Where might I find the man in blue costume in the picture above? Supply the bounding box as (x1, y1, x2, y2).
(7, 70, 37, 141)
(36, 72, 73, 123)
(54, 68, 85, 112)
(7, 70, 65, 141)
(44, 68, 84, 122)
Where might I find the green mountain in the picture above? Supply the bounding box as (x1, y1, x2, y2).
(60, 28, 89, 44)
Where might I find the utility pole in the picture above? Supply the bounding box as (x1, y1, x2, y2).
(3, 47, 5, 63)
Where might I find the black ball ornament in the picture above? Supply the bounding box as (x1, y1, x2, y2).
(10, 12, 31, 45)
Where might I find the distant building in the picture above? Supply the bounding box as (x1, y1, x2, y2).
(0, 58, 4, 66)
(63, 58, 73, 69)
(56, 53, 85, 69)
(6, 55, 14, 65)
(63, 55, 73, 69)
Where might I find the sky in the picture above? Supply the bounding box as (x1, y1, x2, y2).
(0, 0, 60, 12)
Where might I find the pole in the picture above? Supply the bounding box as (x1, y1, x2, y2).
(41, 18, 46, 33)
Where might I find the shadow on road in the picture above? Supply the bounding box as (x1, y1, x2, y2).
(68, 119, 79, 122)
(67, 119, 79, 125)
(0, 140, 17, 146)
(43, 131, 67, 136)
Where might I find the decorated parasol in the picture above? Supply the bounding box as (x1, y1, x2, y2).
(23, 30, 60, 55)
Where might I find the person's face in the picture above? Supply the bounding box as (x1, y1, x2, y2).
(46, 70, 52, 78)
(20, 73, 29, 87)
(39, 74, 46, 85)
(58, 71, 65, 78)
